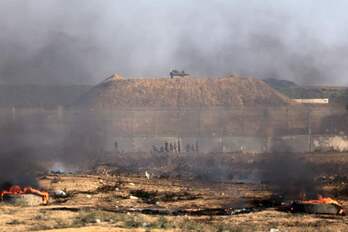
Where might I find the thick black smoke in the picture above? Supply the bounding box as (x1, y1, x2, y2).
(0, 110, 108, 188)
(260, 153, 318, 199)
(0, 119, 43, 189)
(59, 111, 108, 169)
(0, 1, 347, 85)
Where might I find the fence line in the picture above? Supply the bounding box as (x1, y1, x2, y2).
(1, 106, 346, 154)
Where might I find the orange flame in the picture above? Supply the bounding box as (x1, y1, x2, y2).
(0, 185, 49, 204)
(301, 196, 341, 206)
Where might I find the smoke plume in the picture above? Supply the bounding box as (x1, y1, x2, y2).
(0, 119, 43, 189)
(0, 1, 347, 85)
(260, 153, 318, 199)
(0, 1, 348, 189)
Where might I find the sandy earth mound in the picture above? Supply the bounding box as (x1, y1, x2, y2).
(78, 74, 289, 108)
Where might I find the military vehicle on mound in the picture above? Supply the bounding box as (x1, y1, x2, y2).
(169, 70, 189, 79)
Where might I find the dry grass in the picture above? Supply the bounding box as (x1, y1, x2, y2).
(1, 153, 348, 231)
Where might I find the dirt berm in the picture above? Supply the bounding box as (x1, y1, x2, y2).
(77, 74, 289, 108)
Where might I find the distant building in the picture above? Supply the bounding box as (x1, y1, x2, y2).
(293, 98, 329, 104)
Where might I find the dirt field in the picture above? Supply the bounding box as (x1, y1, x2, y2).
(1, 153, 348, 231)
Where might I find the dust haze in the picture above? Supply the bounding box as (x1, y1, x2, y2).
(0, 0, 347, 193)
(0, 0, 348, 85)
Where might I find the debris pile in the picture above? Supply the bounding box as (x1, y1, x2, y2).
(285, 196, 345, 215)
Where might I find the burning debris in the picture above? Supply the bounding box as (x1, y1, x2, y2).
(258, 153, 347, 216)
(0, 0, 347, 230)
(286, 196, 345, 216)
(0, 185, 49, 205)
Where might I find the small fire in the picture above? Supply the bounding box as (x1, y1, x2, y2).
(291, 195, 346, 215)
(301, 196, 341, 206)
(0, 185, 49, 204)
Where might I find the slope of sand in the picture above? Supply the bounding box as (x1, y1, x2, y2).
(78, 75, 289, 108)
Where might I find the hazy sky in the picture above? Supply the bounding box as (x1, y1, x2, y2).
(0, 0, 347, 85)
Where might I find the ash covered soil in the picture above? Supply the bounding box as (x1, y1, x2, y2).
(1, 153, 348, 231)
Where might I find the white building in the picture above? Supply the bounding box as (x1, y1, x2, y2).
(293, 98, 329, 104)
